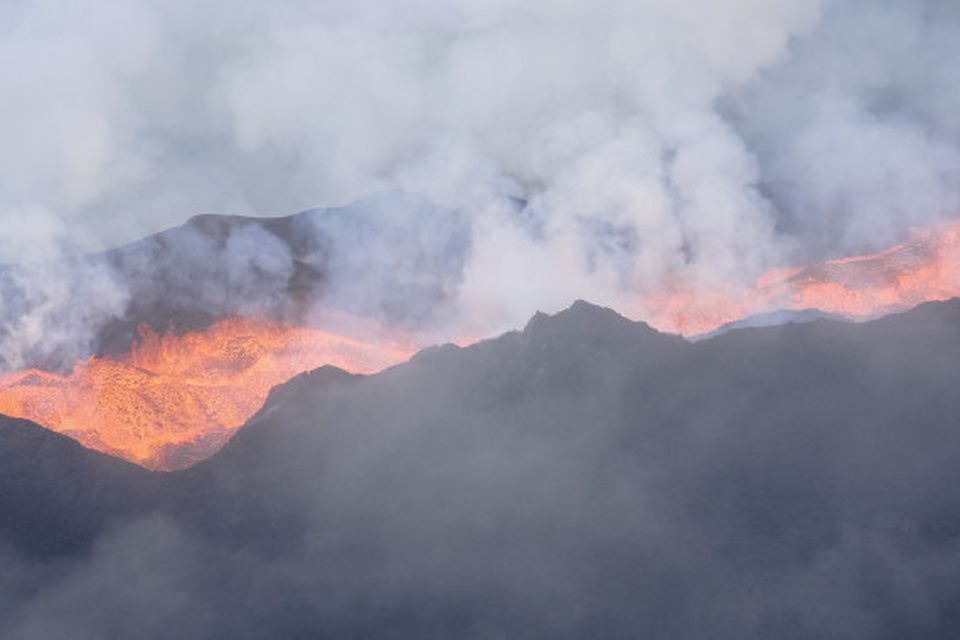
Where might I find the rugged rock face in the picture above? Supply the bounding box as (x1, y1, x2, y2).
(2, 299, 960, 638)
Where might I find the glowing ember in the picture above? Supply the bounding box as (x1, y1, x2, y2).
(645, 221, 960, 335)
(0, 318, 414, 470)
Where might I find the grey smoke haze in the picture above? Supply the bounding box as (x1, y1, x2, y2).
(3, 301, 960, 638)
(0, 193, 476, 370)
(2, 0, 960, 338)
(4, 4, 960, 634)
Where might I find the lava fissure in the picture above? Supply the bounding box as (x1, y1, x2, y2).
(1, 219, 959, 470)
(647, 221, 960, 335)
(0, 317, 414, 470)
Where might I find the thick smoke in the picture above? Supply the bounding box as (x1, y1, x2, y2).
(0, 193, 474, 369)
(2, 3, 960, 635)
(2, 0, 959, 343)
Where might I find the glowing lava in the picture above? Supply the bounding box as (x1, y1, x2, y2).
(0, 318, 415, 470)
(1, 220, 958, 470)
(645, 221, 960, 335)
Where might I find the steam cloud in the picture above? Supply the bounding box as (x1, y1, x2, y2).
(2, 3, 960, 635)
(1, 1, 959, 352)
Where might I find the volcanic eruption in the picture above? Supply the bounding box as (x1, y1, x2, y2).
(0, 216, 958, 471)
(0, 317, 414, 470)
(647, 220, 960, 335)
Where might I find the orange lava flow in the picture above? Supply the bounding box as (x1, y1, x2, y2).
(1, 220, 958, 470)
(0, 318, 415, 470)
(644, 221, 960, 335)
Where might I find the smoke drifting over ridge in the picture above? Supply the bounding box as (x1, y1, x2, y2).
(4, 300, 960, 638)
(2, 0, 960, 346)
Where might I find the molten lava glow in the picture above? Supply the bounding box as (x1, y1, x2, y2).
(0, 318, 415, 470)
(1, 220, 958, 470)
(645, 221, 960, 335)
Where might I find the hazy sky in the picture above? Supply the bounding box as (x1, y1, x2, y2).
(1, 0, 958, 307)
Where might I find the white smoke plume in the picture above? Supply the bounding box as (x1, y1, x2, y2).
(0, 0, 958, 346)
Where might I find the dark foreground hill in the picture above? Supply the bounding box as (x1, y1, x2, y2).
(0, 418, 158, 557)
(2, 299, 960, 639)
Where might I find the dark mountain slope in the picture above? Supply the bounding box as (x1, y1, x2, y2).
(2, 299, 960, 638)
(0, 417, 159, 557)
(689, 307, 850, 340)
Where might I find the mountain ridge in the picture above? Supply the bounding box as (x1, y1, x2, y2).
(3, 297, 960, 637)
(4, 295, 960, 477)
